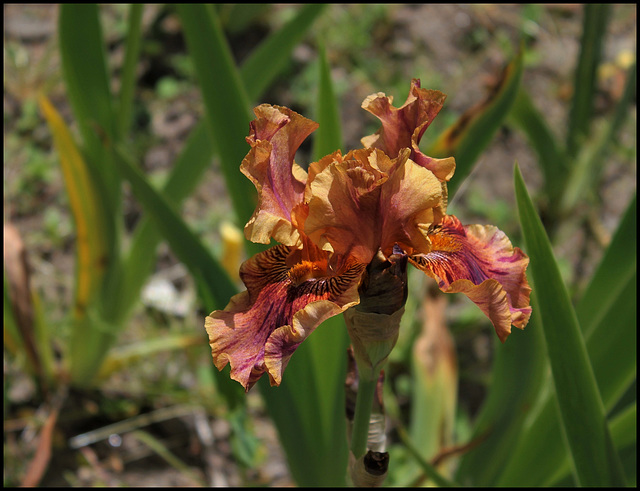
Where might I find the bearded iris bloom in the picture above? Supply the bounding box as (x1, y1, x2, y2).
(205, 79, 532, 391)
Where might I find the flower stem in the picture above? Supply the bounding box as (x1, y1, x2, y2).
(350, 367, 378, 459)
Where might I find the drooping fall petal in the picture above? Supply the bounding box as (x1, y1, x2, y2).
(361, 79, 456, 182)
(204, 243, 365, 390)
(241, 104, 318, 246)
(409, 215, 531, 342)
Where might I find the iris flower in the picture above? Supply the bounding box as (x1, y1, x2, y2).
(205, 79, 531, 391)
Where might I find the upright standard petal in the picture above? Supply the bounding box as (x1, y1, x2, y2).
(205, 243, 365, 390)
(378, 149, 446, 257)
(410, 215, 531, 342)
(241, 104, 318, 246)
(302, 147, 447, 265)
(361, 79, 456, 182)
(303, 148, 389, 264)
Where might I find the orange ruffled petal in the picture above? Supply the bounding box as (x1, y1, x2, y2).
(410, 215, 531, 342)
(361, 78, 456, 182)
(241, 104, 318, 246)
(378, 149, 446, 257)
(302, 148, 446, 265)
(205, 244, 365, 391)
(303, 149, 388, 264)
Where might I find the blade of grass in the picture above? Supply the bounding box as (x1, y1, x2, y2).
(113, 144, 245, 406)
(3, 274, 24, 359)
(241, 4, 327, 104)
(58, 4, 127, 330)
(508, 86, 567, 205)
(608, 402, 637, 485)
(176, 4, 256, 228)
(116, 4, 144, 139)
(259, 316, 351, 486)
(406, 291, 458, 484)
(547, 401, 637, 486)
(217, 3, 271, 34)
(97, 333, 204, 380)
(39, 94, 115, 385)
(428, 48, 523, 198)
(312, 43, 343, 159)
(544, 271, 636, 486)
(58, 5, 119, 202)
(130, 430, 205, 486)
(514, 164, 625, 486)
(561, 61, 636, 215)
(38, 97, 107, 313)
(497, 229, 636, 486)
(479, 192, 635, 486)
(113, 145, 237, 309)
(3, 225, 44, 384)
(396, 425, 458, 487)
(581, 270, 636, 414)
(58, 4, 115, 146)
(118, 122, 216, 321)
(455, 306, 547, 486)
(576, 193, 636, 335)
(566, 4, 610, 158)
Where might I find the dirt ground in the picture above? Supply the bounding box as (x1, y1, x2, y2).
(4, 4, 636, 487)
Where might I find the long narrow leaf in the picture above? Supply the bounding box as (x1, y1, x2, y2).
(260, 316, 350, 486)
(455, 306, 547, 486)
(508, 87, 567, 205)
(576, 193, 636, 335)
(3, 228, 46, 386)
(39, 95, 108, 320)
(582, 270, 636, 414)
(39, 94, 116, 385)
(407, 290, 459, 484)
(97, 333, 204, 381)
(561, 61, 636, 215)
(113, 144, 246, 406)
(58, 4, 115, 145)
(566, 4, 610, 158)
(116, 4, 144, 139)
(547, 401, 637, 486)
(497, 219, 636, 487)
(241, 4, 327, 103)
(113, 145, 237, 309)
(176, 4, 256, 227)
(608, 403, 637, 486)
(58, 4, 125, 327)
(119, 122, 216, 321)
(312, 43, 343, 159)
(497, 271, 635, 486)
(58, 5, 118, 200)
(514, 164, 625, 486)
(428, 48, 523, 197)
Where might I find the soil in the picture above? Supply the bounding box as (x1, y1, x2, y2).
(4, 4, 636, 487)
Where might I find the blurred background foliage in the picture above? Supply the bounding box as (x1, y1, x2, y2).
(4, 4, 636, 486)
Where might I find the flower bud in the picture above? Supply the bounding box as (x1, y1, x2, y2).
(344, 245, 408, 380)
